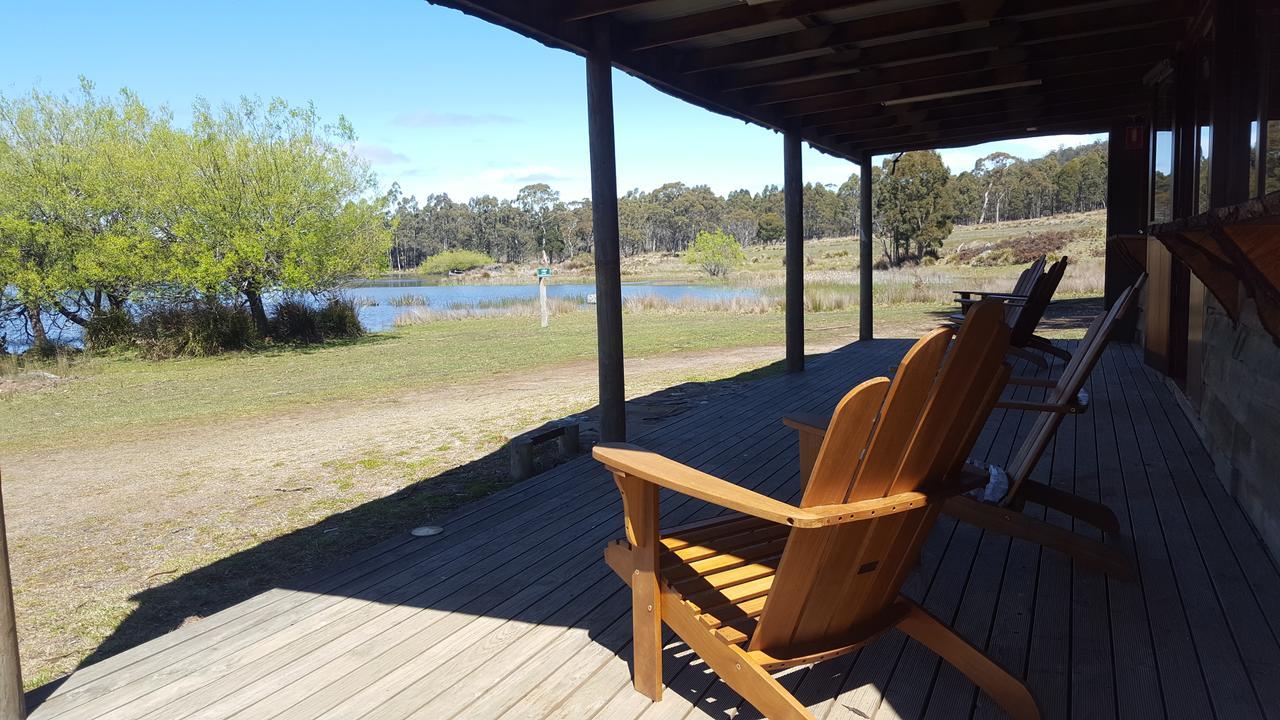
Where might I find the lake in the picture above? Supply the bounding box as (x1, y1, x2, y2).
(3, 281, 762, 352)
(347, 281, 761, 332)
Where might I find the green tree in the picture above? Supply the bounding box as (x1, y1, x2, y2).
(163, 97, 390, 335)
(757, 212, 784, 244)
(973, 151, 1017, 224)
(873, 151, 954, 265)
(685, 229, 745, 277)
(0, 80, 166, 346)
(516, 183, 562, 261)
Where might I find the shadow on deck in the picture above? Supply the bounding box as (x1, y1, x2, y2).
(25, 327, 1280, 720)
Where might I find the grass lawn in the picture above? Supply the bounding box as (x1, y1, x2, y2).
(4, 306, 940, 455)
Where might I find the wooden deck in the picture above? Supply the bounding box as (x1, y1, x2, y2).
(26, 339, 1280, 720)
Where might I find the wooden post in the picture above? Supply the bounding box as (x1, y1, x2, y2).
(784, 130, 804, 373)
(538, 275, 549, 328)
(587, 21, 626, 442)
(0, 475, 24, 720)
(859, 155, 873, 341)
(1104, 121, 1148, 341)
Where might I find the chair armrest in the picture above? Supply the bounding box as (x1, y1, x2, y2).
(782, 412, 831, 436)
(953, 290, 1029, 299)
(973, 292, 1031, 300)
(956, 296, 1026, 306)
(595, 443, 966, 527)
(1006, 376, 1059, 388)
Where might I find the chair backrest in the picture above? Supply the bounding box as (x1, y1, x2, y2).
(750, 301, 1011, 654)
(1011, 256, 1047, 297)
(1008, 256, 1068, 344)
(1003, 273, 1148, 498)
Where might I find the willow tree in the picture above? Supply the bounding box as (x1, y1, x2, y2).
(0, 80, 166, 345)
(165, 97, 390, 335)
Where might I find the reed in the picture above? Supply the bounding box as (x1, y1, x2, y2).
(386, 293, 429, 307)
(393, 297, 584, 326)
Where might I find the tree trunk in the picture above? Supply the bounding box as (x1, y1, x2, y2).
(243, 288, 271, 338)
(25, 304, 47, 347)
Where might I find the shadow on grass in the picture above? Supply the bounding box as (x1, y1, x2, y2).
(25, 351, 822, 709)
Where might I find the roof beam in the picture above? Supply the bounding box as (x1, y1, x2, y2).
(812, 85, 1141, 136)
(797, 79, 1138, 129)
(724, 16, 1183, 95)
(676, 0, 1182, 72)
(626, 0, 943, 51)
(749, 42, 1168, 107)
(850, 117, 1129, 155)
(558, 1, 662, 22)
(776, 55, 1158, 117)
(832, 102, 1146, 145)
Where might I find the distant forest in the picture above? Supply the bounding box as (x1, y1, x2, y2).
(387, 140, 1109, 269)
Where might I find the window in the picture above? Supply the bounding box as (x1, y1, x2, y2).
(1153, 130, 1174, 222)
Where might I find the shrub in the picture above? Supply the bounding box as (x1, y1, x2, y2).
(271, 298, 323, 344)
(83, 309, 136, 351)
(418, 249, 494, 275)
(317, 297, 364, 339)
(563, 253, 594, 270)
(949, 230, 1072, 266)
(136, 302, 256, 358)
(685, 230, 746, 278)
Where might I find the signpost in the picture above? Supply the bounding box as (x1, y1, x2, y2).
(536, 267, 552, 327)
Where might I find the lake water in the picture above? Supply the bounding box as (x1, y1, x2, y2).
(3, 281, 762, 352)
(347, 281, 761, 332)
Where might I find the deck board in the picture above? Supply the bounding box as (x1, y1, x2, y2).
(27, 339, 1280, 720)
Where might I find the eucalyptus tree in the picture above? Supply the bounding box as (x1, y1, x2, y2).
(974, 151, 1017, 224)
(873, 151, 954, 265)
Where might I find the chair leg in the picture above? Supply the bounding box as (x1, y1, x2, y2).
(943, 495, 1135, 580)
(614, 475, 664, 700)
(1016, 480, 1121, 534)
(896, 599, 1041, 720)
(659, 589, 814, 720)
(1006, 346, 1049, 368)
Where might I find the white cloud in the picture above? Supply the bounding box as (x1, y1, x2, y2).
(354, 142, 410, 165)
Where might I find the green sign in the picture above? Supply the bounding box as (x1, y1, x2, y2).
(536, 267, 552, 278)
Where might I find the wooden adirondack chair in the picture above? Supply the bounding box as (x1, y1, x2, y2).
(793, 275, 1147, 580)
(594, 302, 1040, 720)
(953, 256, 1069, 368)
(952, 255, 1046, 307)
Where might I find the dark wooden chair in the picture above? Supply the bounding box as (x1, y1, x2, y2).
(952, 255, 1046, 309)
(953, 256, 1069, 368)
(594, 302, 1039, 720)
(792, 275, 1147, 580)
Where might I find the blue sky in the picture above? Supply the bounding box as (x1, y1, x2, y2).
(2, 0, 1103, 202)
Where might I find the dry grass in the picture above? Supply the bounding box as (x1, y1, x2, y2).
(622, 294, 781, 314)
(393, 297, 583, 325)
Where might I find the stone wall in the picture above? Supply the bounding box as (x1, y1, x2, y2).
(1196, 294, 1280, 559)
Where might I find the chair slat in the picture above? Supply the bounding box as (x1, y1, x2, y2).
(750, 304, 1010, 653)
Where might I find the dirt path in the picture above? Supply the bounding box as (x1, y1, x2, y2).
(2, 340, 837, 686)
